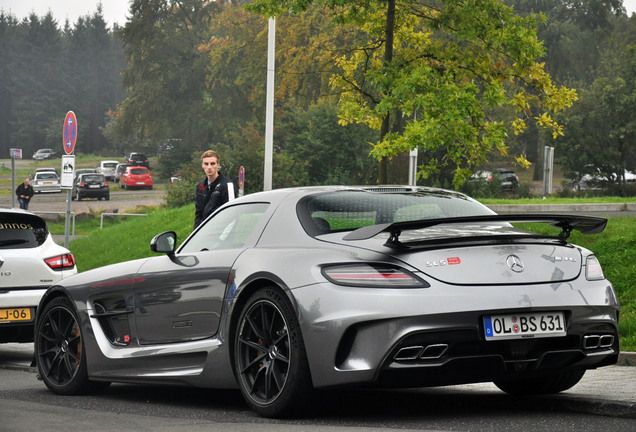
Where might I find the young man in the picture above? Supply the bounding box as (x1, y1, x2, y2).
(16, 177, 34, 210)
(193, 150, 235, 230)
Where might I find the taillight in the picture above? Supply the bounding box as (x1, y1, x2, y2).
(585, 255, 604, 280)
(79, 182, 85, 187)
(322, 264, 429, 288)
(104, 181, 108, 186)
(45, 253, 76, 270)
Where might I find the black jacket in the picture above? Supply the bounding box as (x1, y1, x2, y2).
(16, 183, 34, 200)
(194, 174, 235, 229)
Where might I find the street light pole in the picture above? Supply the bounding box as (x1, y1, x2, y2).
(263, 17, 275, 191)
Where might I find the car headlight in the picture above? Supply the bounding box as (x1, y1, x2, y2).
(322, 263, 429, 288)
(585, 255, 605, 280)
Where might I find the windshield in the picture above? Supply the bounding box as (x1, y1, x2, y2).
(297, 189, 495, 234)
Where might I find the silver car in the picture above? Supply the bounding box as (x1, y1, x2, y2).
(1, 209, 77, 343)
(34, 186, 620, 417)
(32, 171, 62, 193)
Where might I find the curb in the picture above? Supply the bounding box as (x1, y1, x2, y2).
(618, 351, 636, 366)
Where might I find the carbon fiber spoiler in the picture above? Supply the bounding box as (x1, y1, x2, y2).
(342, 214, 607, 244)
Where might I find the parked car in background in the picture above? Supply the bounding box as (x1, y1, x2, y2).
(126, 152, 149, 168)
(71, 173, 110, 201)
(120, 166, 153, 189)
(73, 168, 98, 183)
(32, 167, 58, 178)
(33, 186, 619, 417)
(114, 163, 132, 183)
(0, 209, 76, 343)
(32, 148, 56, 160)
(32, 171, 62, 193)
(97, 160, 120, 181)
(469, 169, 519, 191)
(571, 167, 636, 191)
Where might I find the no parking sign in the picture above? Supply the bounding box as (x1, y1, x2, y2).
(63, 111, 77, 154)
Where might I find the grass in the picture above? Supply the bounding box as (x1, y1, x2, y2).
(50, 205, 635, 351)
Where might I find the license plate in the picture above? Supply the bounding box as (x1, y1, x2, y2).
(89, 184, 100, 188)
(484, 312, 566, 340)
(44, 181, 52, 185)
(0, 308, 33, 323)
(136, 181, 146, 185)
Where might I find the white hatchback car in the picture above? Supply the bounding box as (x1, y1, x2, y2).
(97, 160, 120, 181)
(32, 171, 62, 193)
(0, 209, 77, 343)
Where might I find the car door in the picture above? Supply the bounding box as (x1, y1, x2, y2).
(133, 202, 270, 345)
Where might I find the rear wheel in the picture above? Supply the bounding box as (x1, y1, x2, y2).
(36, 296, 110, 395)
(494, 369, 585, 395)
(234, 287, 313, 417)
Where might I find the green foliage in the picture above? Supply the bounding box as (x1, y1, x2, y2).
(66, 205, 194, 271)
(282, 102, 379, 185)
(555, 15, 636, 194)
(248, 0, 578, 188)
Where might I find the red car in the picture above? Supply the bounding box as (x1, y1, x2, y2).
(119, 166, 153, 190)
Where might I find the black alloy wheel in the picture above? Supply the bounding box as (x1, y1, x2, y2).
(234, 287, 313, 417)
(36, 296, 109, 395)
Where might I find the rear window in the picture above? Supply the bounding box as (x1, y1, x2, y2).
(130, 168, 148, 175)
(82, 175, 105, 182)
(37, 173, 58, 180)
(297, 189, 495, 234)
(0, 213, 49, 248)
(103, 163, 117, 169)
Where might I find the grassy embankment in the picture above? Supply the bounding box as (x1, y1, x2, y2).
(48, 204, 635, 352)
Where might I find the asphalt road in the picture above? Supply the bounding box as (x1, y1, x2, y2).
(0, 188, 167, 215)
(0, 343, 634, 432)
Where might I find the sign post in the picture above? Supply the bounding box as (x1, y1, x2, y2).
(9, 148, 22, 208)
(62, 111, 77, 248)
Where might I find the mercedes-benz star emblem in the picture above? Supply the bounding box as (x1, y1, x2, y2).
(506, 255, 525, 273)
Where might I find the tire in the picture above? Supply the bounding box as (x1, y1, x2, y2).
(494, 369, 585, 395)
(234, 287, 313, 418)
(35, 296, 110, 395)
(105, 195, 110, 201)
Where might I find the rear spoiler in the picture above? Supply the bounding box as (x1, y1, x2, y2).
(343, 214, 607, 246)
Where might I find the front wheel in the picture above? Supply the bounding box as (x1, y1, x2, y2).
(494, 369, 585, 395)
(234, 287, 313, 418)
(35, 296, 110, 395)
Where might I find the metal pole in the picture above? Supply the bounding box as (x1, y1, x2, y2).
(408, 148, 418, 186)
(64, 189, 72, 248)
(11, 157, 16, 208)
(263, 17, 275, 191)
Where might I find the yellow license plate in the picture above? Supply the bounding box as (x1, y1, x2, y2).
(0, 308, 32, 323)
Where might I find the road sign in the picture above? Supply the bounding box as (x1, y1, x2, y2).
(9, 148, 22, 159)
(63, 111, 78, 154)
(61, 155, 75, 189)
(238, 166, 245, 197)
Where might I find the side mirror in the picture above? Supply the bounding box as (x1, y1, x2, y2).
(150, 231, 177, 255)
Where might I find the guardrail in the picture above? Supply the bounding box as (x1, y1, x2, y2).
(100, 212, 147, 229)
(32, 211, 76, 235)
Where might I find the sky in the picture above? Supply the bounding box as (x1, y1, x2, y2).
(0, 1, 130, 26)
(1, 0, 635, 26)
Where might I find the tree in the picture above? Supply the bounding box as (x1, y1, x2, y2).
(116, 0, 218, 155)
(248, 0, 578, 187)
(556, 13, 636, 195)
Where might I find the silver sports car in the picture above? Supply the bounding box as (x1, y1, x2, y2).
(35, 186, 620, 417)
